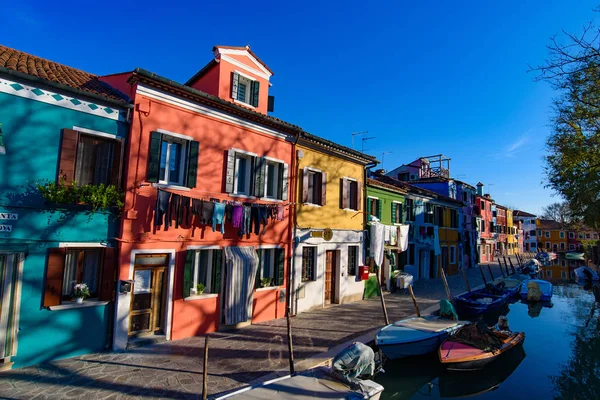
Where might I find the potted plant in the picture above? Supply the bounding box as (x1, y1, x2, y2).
(261, 277, 272, 288)
(196, 283, 205, 295)
(72, 283, 90, 304)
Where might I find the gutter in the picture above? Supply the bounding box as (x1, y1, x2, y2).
(0, 66, 133, 109)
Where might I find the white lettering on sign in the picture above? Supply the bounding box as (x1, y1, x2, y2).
(0, 225, 12, 232)
(0, 213, 18, 220)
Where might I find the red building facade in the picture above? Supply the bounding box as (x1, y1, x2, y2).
(475, 183, 495, 263)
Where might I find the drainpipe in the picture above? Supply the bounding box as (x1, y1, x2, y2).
(287, 133, 301, 317)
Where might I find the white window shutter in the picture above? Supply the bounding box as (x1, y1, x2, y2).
(231, 72, 240, 100)
(280, 163, 289, 201)
(225, 149, 236, 193)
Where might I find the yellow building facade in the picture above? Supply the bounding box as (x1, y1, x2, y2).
(507, 209, 516, 255)
(292, 134, 377, 314)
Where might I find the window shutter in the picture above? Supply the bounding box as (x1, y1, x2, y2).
(367, 198, 372, 216)
(225, 149, 236, 193)
(253, 156, 266, 197)
(356, 181, 362, 211)
(186, 140, 200, 188)
(58, 129, 79, 183)
(275, 248, 285, 286)
(279, 163, 289, 201)
(99, 247, 118, 301)
(341, 179, 349, 209)
(376, 200, 382, 220)
(231, 72, 240, 100)
(251, 80, 260, 107)
(302, 167, 309, 203)
(255, 249, 262, 288)
(321, 172, 327, 206)
(268, 95, 275, 112)
(183, 250, 194, 298)
(211, 250, 222, 293)
(147, 131, 162, 183)
(44, 248, 66, 307)
(391, 203, 397, 224)
(110, 139, 124, 189)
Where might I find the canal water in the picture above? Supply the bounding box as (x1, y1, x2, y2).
(374, 282, 600, 399)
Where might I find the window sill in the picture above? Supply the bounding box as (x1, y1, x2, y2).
(263, 198, 284, 203)
(48, 300, 109, 311)
(234, 99, 256, 109)
(184, 293, 218, 301)
(153, 183, 191, 192)
(342, 208, 359, 212)
(303, 203, 322, 208)
(256, 286, 280, 292)
(230, 193, 257, 199)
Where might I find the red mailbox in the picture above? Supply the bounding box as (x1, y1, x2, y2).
(359, 266, 370, 281)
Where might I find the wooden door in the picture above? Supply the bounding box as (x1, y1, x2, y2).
(324, 250, 336, 304)
(129, 258, 167, 336)
(0, 253, 22, 359)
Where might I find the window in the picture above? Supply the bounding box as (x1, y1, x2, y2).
(480, 200, 485, 211)
(546, 242, 551, 249)
(301, 247, 316, 281)
(546, 270, 552, 278)
(560, 231, 565, 239)
(462, 192, 467, 202)
(408, 243, 415, 265)
(531, 242, 537, 249)
(43, 247, 116, 307)
(450, 209, 458, 228)
(425, 203, 434, 224)
(586, 233, 591, 239)
(562, 271, 567, 279)
(398, 172, 410, 181)
(367, 197, 380, 218)
(348, 246, 359, 276)
(481, 220, 486, 232)
(545, 231, 550, 238)
(560, 242, 565, 250)
(392, 202, 403, 224)
(569, 244, 575, 251)
(530, 230, 536, 237)
(569, 232, 575, 239)
(435, 206, 445, 227)
(489, 222, 494, 232)
(256, 248, 285, 287)
(184, 249, 223, 297)
(405, 198, 414, 221)
(226, 150, 289, 200)
(341, 178, 360, 211)
(148, 131, 199, 188)
(561, 259, 566, 267)
(58, 129, 124, 188)
(303, 168, 325, 205)
(450, 246, 456, 264)
(231, 72, 259, 107)
(552, 244, 558, 251)
(578, 233, 584, 239)
(530, 219, 536, 224)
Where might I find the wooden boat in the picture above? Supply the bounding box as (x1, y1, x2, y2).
(452, 287, 511, 317)
(439, 330, 525, 371)
(574, 266, 600, 281)
(492, 278, 523, 296)
(376, 315, 468, 359)
(214, 366, 384, 399)
(520, 279, 553, 301)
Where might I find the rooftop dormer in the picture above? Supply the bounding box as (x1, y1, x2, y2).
(185, 45, 274, 115)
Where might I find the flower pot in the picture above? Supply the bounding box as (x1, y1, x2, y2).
(75, 297, 84, 304)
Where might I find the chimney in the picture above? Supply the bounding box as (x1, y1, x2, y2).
(476, 182, 484, 196)
(373, 169, 386, 177)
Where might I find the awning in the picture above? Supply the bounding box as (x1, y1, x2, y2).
(566, 252, 586, 261)
(223, 247, 259, 325)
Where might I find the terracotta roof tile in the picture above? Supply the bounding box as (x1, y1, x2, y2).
(0, 44, 128, 103)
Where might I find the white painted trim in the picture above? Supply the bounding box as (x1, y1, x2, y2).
(256, 286, 279, 292)
(220, 53, 271, 80)
(256, 245, 283, 249)
(136, 85, 287, 140)
(73, 126, 119, 140)
(49, 300, 109, 311)
(263, 155, 285, 164)
(233, 99, 256, 109)
(229, 193, 257, 200)
(231, 147, 258, 157)
(113, 248, 176, 351)
(367, 196, 379, 200)
(218, 49, 273, 77)
(186, 245, 222, 250)
(156, 129, 194, 141)
(0, 76, 126, 121)
(306, 167, 322, 173)
(342, 176, 357, 182)
(152, 183, 191, 192)
(233, 69, 259, 83)
(184, 293, 218, 301)
(392, 200, 403, 204)
(58, 242, 109, 248)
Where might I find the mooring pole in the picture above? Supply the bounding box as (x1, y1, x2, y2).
(375, 263, 390, 325)
(408, 284, 421, 317)
(202, 336, 209, 400)
(462, 269, 472, 292)
(487, 264, 495, 281)
(498, 257, 506, 278)
(479, 265, 488, 286)
(286, 307, 295, 375)
(440, 267, 452, 300)
(509, 258, 516, 275)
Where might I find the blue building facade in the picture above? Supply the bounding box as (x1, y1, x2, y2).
(0, 51, 130, 369)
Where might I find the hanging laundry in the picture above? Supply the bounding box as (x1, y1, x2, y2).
(258, 205, 269, 235)
(239, 205, 251, 236)
(232, 204, 243, 228)
(370, 222, 385, 268)
(433, 226, 441, 256)
(170, 194, 183, 228)
(384, 226, 391, 243)
(399, 224, 410, 252)
(192, 198, 202, 224)
(201, 200, 214, 225)
(225, 203, 233, 224)
(390, 227, 398, 246)
(155, 190, 171, 228)
(181, 196, 191, 227)
(213, 203, 226, 234)
(251, 206, 261, 235)
(276, 205, 285, 221)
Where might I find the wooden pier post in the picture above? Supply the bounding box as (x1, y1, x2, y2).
(202, 336, 209, 400)
(487, 264, 495, 281)
(286, 307, 295, 375)
(478, 265, 488, 286)
(498, 257, 506, 278)
(408, 284, 421, 317)
(440, 268, 452, 300)
(509, 258, 516, 274)
(462, 269, 472, 292)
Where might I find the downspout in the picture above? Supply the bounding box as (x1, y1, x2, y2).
(287, 132, 301, 316)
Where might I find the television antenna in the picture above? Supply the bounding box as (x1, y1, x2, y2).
(381, 151, 393, 171)
(362, 136, 376, 152)
(351, 131, 369, 149)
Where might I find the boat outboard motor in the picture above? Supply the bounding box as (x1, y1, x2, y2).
(331, 342, 376, 387)
(494, 315, 511, 334)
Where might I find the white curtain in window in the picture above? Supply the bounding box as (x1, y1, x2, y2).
(63, 251, 78, 295)
(223, 247, 259, 325)
(83, 249, 100, 293)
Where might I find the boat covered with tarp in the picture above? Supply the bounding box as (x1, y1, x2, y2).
(520, 279, 553, 301)
(574, 266, 599, 281)
(376, 301, 468, 360)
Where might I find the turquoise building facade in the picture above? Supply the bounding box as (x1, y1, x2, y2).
(0, 60, 129, 369)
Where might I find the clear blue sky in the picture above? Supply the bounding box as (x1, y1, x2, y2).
(2, 1, 597, 214)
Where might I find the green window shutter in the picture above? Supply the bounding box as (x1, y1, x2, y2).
(391, 202, 397, 224)
(254, 156, 266, 197)
(377, 200, 382, 220)
(367, 198, 372, 215)
(147, 131, 162, 183)
(231, 72, 239, 100)
(251, 80, 260, 107)
(211, 250, 222, 294)
(275, 248, 285, 286)
(185, 140, 200, 188)
(183, 250, 194, 298)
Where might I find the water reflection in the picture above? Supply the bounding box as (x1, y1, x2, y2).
(375, 283, 600, 399)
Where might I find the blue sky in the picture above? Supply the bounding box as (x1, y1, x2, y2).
(2, 1, 597, 214)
